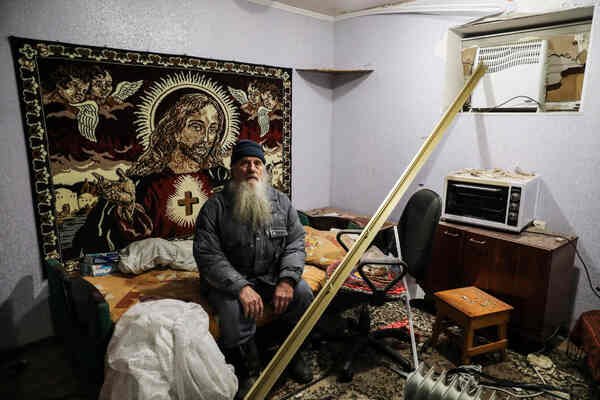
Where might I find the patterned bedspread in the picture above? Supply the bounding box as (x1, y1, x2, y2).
(81, 266, 327, 339)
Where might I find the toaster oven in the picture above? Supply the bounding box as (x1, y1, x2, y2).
(442, 170, 539, 232)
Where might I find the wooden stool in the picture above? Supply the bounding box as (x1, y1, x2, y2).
(431, 286, 513, 365)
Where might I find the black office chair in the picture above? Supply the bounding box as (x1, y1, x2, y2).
(323, 188, 442, 381)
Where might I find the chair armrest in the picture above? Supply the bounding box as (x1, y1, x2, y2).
(356, 258, 408, 297)
(359, 256, 402, 265)
(335, 228, 396, 256)
(335, 229, 364, 251)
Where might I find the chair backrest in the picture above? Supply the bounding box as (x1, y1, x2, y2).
(398, 189, 442, 282)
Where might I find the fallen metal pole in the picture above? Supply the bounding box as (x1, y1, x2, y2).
(245, 63, 487, 400)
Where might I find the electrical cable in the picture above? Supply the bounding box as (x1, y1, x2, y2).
(473, 95, 543, 111)
(479, 385, 545, 399)
(450, 366, 570, 400)
(410, 364, 573, 400)
(532, 325, 561, 354)
(493, 95, 542, 109)
(447, 366, 572, 398)
(382, 360, 409, 378)
(526, 230, 600, 301)
(484, 385, 573, 400)
(450, 366, 568, 394)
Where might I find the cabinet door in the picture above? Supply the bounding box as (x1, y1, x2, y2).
(425, 225, 464, 293)
(487, 238, 523, 333)
(461, 232, 497, 290)
(512, 245, 551, 340)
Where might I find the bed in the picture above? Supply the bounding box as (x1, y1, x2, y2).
(45, 209, 393, 383)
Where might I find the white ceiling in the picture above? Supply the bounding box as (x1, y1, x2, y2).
(253, 0, 412, 17)
(256, 1, 595, 17)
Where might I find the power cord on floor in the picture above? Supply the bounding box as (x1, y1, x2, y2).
(479, 384, 547, 399)
(382, 360, 409, 378)
(531, 325, 562, 355)
(448, 366, 572, 400)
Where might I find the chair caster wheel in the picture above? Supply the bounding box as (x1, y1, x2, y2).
(338, 367, 354, 382)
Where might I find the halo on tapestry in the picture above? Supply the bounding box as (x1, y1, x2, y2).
(9, 36, 293, 266)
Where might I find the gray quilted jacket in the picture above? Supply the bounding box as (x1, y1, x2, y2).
(193, 183, 306, 296)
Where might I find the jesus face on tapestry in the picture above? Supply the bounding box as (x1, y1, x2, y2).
(128, 93, 227, 176)
(177, 104, 221, 167)
(163, 95, 224, 172)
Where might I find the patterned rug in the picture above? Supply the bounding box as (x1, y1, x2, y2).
(262, 301, 597, 400)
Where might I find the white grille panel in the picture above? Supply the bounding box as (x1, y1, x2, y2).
(478, 41, 545, 73)
(471, 39, 548, 110)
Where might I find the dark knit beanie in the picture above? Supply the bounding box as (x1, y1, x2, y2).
(230, 139, 266, 166)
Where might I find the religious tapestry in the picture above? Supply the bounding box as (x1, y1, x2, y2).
(9, 37, 292, 265)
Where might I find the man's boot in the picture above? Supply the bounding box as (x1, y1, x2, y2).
(222, 339, 261, 400)
(288, 347, 313, 384)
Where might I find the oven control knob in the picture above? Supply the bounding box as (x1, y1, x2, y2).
(511, 192, 521, 201)
(510, 202, 519, 211)
(508, 212, 518, 220)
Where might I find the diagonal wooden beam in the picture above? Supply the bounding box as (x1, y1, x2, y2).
(245, 63, 488, 400)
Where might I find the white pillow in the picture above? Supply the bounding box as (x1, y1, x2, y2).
(118, 238, 197, 274)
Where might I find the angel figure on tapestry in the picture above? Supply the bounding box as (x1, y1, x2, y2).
(72, 92, 232, 255)
(41, 64, 142, 142)
(263, 142, 286, 191)
(87, 67, 143, 119)
(228, 79, 283, 139)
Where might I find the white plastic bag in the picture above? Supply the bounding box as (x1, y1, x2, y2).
(119, 238, 197, 274)
(99, 299, 237, 400)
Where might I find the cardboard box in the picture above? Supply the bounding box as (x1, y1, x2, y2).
(82, 252, 119, 264)
(79, 262, 116, 276)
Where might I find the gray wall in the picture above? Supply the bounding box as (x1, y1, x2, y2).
(0, 0, 334, 349)
(332, 12, 600, 326)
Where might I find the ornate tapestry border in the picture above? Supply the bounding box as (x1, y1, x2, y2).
(9, 36, 293, 265)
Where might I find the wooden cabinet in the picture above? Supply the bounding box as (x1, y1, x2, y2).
(425, 221, 577, 344)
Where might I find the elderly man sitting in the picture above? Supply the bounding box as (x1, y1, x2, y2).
(193, 139, 314, 399)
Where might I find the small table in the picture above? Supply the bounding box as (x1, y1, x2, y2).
(432, 286, 513, 364)
(301, 207, 395, 230)
(300, 207, 396, 253)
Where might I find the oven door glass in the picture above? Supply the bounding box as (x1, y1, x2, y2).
(446, 180, 509, 223)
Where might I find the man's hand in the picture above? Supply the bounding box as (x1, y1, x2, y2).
(273, 279, 294, 315)
(239, 285, 264, 320)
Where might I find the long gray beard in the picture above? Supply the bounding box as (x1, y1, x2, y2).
(232, 178, 272, 231)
